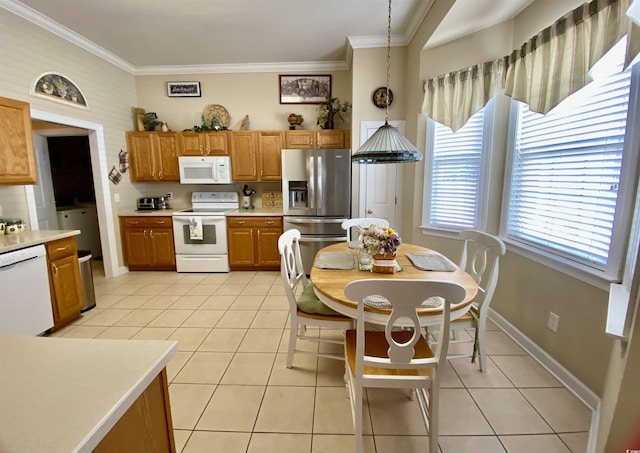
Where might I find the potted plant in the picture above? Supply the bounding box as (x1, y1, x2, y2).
(316, 96, 351, 129)
(142, 112, 162, 131)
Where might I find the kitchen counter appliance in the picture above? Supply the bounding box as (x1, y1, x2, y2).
(282, 148, 351, 274)
(172, 191, 239, 272)
(137, 197, 160, 211)
(0, 244, 54, 335)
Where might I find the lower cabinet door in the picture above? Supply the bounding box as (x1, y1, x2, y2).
(50, 255, 83, 324)
(123, 229, 152, 267)
(228, 228, 256, 266)
(150, 228, 176, 269)
(256, 228, 281, 266)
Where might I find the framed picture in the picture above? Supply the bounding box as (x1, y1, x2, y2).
(279, 74, 331, 104)
(31, 72, 87, 109)
(166, 81, 201, 97)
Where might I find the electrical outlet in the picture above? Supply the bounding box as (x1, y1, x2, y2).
(166, 192, 173, 199)
(547, 312, 560, 333)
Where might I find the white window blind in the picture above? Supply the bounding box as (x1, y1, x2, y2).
(427, 109, 485, 230)
(507, 59, 631, 270)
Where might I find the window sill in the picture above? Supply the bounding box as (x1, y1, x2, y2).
(502, 239, 616, 291)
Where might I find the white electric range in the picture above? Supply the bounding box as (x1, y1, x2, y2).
(172, 192, 239, 272)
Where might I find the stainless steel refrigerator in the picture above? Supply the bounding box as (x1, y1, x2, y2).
(282, 148, 351, 274)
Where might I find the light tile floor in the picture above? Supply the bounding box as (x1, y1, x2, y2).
(51, 263, 592, 453)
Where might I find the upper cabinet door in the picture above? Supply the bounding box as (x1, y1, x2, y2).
(258, 131, 283, 181)
(203, 132, 229, 155)
(229, 131, 258, 181)
(156, 133, 180, 181)
(127, 133, 156, 181)
(0, 97, 37, 185)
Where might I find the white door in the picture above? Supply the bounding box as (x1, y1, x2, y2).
(358, 121, 402, 229)
(32, 135, 58, 230)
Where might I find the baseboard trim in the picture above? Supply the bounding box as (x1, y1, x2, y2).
(488, 308, 601, 453)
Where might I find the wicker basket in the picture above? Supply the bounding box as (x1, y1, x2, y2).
(372, 254, 397, 274)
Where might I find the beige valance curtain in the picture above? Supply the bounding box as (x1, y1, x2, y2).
(505, 0, 637, 114)
(420, 59, 504, 132)
(421, 0, 640, 130)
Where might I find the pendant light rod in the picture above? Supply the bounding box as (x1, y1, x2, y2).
(351, 0, 422, 164)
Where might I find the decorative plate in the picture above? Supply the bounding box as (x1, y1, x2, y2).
(372, 87, 393, 108)
(203, 104, 230, 128)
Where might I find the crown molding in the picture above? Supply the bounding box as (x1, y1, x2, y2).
(348, 34, 408, 49)
(134, 60, 350, 76)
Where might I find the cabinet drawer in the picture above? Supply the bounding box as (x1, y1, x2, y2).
(45, 237, 77, 261)
(227, 216, 282, 228)
(121, 216, 173, 228)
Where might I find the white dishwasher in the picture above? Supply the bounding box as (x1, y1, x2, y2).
(0, 244, 54, 335)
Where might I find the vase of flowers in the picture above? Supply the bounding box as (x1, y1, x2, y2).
(316, 96, 352, 129)
(360, 224, 401, 273)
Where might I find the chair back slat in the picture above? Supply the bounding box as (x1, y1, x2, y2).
(458, 230, 505, 310)
(345, 279, 466, 373)
(278, 229, 308, 310)
(341, 218, 390, 244)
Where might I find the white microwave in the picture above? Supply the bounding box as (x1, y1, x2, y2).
(178, 156, 232, 184)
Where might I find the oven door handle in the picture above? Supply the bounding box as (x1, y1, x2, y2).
(285, 218, 346, 224)
(298, 236, 347, 242)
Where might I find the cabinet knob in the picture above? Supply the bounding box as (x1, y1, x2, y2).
(143, 229, 147, 238)
(152, 171, 155, 177)
(238, 221, 246, 225)
(52, 263, 58, 276)
(265, 221, 274, 225)
(159, 170, 163, 178)
(367, 209, 374, 214)
(150, 230, 154, 238)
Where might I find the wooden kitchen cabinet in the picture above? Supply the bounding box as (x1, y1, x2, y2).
(258, 131, 283, 181)
(0, 96, 37, 185)
(229, 131, 283, 181)
(229, 131, 259, 181)
(45, 237, 83, 330)
(120, 216, 176, 271)
(284, 129, 348, 149)
(179, 131, 228, 156)
(126, 132, 180, 182)
(94, 369, 175, 453)
(227, 216, 282, 270)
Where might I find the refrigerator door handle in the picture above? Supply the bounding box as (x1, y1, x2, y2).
(316, 155, 323, 210)
(308, 154, 315, 210)
(284, 218, 346, 224)
(298, 236, 347, 242)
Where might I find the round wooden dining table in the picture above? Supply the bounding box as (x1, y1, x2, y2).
(310, 242, 478, 326)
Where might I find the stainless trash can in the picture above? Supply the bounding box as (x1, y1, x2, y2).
(78, 250, 96, 312)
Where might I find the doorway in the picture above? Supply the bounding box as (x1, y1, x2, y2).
(25, 109, 119, 278)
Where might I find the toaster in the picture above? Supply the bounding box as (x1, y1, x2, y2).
(136, 197, 159, 211)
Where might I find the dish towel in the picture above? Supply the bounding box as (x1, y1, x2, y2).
(363, 295, 443, 309)
(315, 252, 355, 270)
(189, 216, 203, 240)
(406, 252, 456, 271)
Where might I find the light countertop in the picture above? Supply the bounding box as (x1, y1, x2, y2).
(0, 335, 177, 453)
(226, 208, 283, 216)
(0, 229, 80, 254)
(119, 207, 283, 217)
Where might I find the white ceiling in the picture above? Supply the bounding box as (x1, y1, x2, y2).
(3, 0, 534, 74)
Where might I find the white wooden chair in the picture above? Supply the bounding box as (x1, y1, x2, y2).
(278, 229, 353, 368)
(341, 217, 390, 248)
(447, 230, 506, 371)
(344, 279, 466, 453)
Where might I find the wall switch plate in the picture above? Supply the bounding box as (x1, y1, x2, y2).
(114, 193, 120, 203)
(548, 312, 560, 332)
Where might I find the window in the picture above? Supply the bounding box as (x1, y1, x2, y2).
(423, 102, 492, 231)
(503, 40, 637, 279)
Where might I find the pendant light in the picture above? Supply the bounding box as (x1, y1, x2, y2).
(351, 0, 423, 164)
